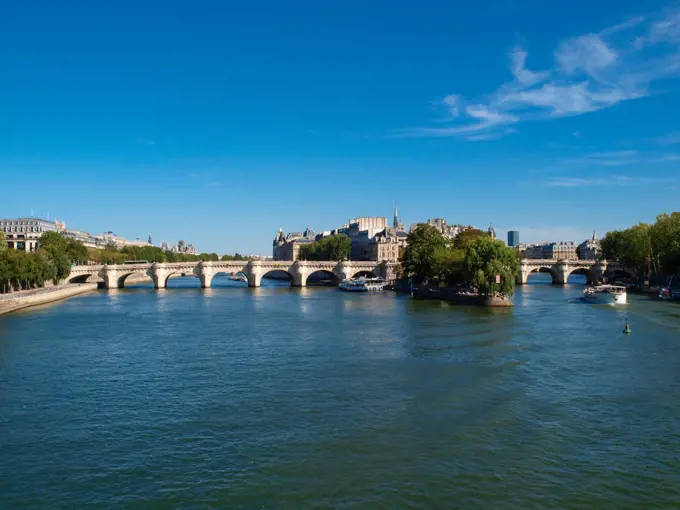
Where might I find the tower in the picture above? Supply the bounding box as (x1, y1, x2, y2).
(393, 204, 399, 229)
(488, 223, 496, 240)
(148, 233, 152, 245)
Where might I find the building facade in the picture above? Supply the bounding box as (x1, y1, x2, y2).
(273, 227, 316, 261)
(578, 231, 600, 260)
(1, 217, 66, 252)
(520, 241, 578, 260)
(422, 218, 475, 239)
(507, 230, 520, 247)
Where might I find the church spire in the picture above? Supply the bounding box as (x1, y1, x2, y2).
(393, 204, 399, 229)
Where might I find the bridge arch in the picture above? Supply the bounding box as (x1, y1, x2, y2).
(306, 269, 341, 286)
(259, 269, 296, 287)
(162, 271, 201, 288)
(605, 268, 635, 283)
(526, 267, 558, 284)
(350, 269, 378, 279)
(66, 272, 101, 284)
(115, 270, 154, 288)
(566, 267, 595, 285)
(210, 270, 248, 287)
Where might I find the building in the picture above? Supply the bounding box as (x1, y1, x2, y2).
(273, 227, 316, 261)
(347, 216, 387, 232)
(520, 241, 578, 260)
(1, 217, 66, 252)
(368, 228, 408, 262)
(487, 224, 496, 240)
(62, 229, 100, 248)
(578, 231, 600, 260)
(422, 218, 475, 239)
(507, 230, 520, 247)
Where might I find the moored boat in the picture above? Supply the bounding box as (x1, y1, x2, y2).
(338, 277, 386, 292)
(583, 284, 627, 304)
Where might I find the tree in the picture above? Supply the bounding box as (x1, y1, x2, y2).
(400, 224, 448, 283)
(463, 236, 518, 296)
(650, 213, 680, 276)
(0, 230, 7, 253)
(298, 234, 351, 261)
(453, 228, 488, 249)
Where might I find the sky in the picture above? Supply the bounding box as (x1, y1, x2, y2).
(2, 0, 680, 254)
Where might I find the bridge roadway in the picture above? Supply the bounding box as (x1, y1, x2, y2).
(67, 260, 398, 289)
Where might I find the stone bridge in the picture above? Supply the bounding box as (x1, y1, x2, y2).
(518, 259, 635, 285)
(67, 260, 398, 289)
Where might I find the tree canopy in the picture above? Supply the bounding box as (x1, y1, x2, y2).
(298, 234, 351, 261)
(601, 212, 680, 279)
(399, 225, 518, 295)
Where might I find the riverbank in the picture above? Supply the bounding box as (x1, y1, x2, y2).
(414, 285, 514, 307)
(0, 283, 97, 316)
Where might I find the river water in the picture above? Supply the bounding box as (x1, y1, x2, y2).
(1, 275, 679, 509)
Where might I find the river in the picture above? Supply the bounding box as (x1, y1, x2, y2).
(1, 275, 679, 508)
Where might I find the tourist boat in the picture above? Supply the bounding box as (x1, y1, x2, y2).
(583, 284, 627, 304)
(338, 277, 386, 292)
(230, 274, 247, 282)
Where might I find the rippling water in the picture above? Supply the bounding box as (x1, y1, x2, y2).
(1, 275, 679, 508)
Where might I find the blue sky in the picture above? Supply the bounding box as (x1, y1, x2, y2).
(2, 0, 680, 254)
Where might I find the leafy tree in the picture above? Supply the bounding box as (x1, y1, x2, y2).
(650, 212, 680, 276)
(0, 230, 7, 253)
(453, 228, 488, 249)
(400, 225, 447, 283)
(298, 234, 351, 261)
(463, 236, 518, 296)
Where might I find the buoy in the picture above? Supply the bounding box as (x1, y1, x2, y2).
(623, 318, 631, 334)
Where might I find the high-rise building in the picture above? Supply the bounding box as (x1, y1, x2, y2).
(507, 230, 520, 247)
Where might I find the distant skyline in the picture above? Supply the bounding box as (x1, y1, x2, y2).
(3, 0, 679, 254)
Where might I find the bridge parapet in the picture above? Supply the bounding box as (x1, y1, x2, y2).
(67, 260, 399, 289)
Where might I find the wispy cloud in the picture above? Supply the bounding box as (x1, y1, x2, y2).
(403, 6, 680, 139)
(135, 138, 156, 146)
(545, 175, 675, 187)
(564, 150, 639, 166)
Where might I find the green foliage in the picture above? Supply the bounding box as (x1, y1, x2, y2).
(298, 234, 351, 261)
(463, 237, 519, 296)
(222, 253, 249, 261)
(650, 213, 680, 276)
(453, 228, 488, 249)
(0, 230, 7, 253)
(400, 225, 448, 284)
(120, 245, 167, 262)
(602, 213, 680, 278)
(400, 226, 518, 295)
(601, 224, 650, 274)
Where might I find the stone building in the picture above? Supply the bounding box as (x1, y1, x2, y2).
(520, 241, 578, 260)
(578, 231, 600, 260)
(273, 227, 316, 261)
(1, 217, 65, 252)
(369, 228, 408, 262)
(421, 218, 475, 239)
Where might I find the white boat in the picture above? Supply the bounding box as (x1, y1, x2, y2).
(583, 284, 627, 304)
(338, 277, 386, 292)
(230, 274, 247, 282)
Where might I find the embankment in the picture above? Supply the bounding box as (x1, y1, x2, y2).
(0, 284, 98, 316)
(414, 286, 514, 307)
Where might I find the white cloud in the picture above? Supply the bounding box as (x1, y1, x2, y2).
(405, 6, 680, 139)
(510, 47, 549, 85)
(555, 34, 618, 77)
